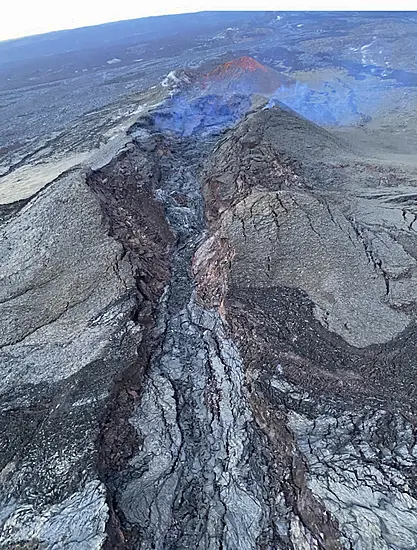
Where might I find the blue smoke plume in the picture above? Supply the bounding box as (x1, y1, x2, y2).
(268, 81, 366, 126)
(153, 93, 252, 136)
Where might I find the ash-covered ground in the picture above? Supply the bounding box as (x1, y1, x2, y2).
(1, 11, 417, 550)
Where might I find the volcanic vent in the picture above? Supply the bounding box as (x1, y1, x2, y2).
(201, 56, 291, 95)
(154, 56, 291, 136)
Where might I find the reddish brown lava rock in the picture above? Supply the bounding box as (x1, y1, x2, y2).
(200, 56, 290, 95)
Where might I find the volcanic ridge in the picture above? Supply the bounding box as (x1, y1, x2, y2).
(1, 18, 417, 550)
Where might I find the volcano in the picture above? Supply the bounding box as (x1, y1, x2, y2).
(200, 56, 290, 95)
(3, 12, 417, 550)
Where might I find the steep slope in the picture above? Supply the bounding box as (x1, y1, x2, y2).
(0, 144, 174, 549)
(195, 105, 417, 549)
(200, 106, 417, 347)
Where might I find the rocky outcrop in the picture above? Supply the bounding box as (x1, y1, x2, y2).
(0, 141, 173, 549)
(194, 105, 417, 549)
(200, 107, 417, 346)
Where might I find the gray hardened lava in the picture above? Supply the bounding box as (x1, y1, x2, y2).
(2, 42, 417, 549)
(96, 106, 417, 549)
(193, 106, 417, 550)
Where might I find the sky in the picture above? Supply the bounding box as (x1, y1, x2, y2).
(1, 0, 415, 42)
